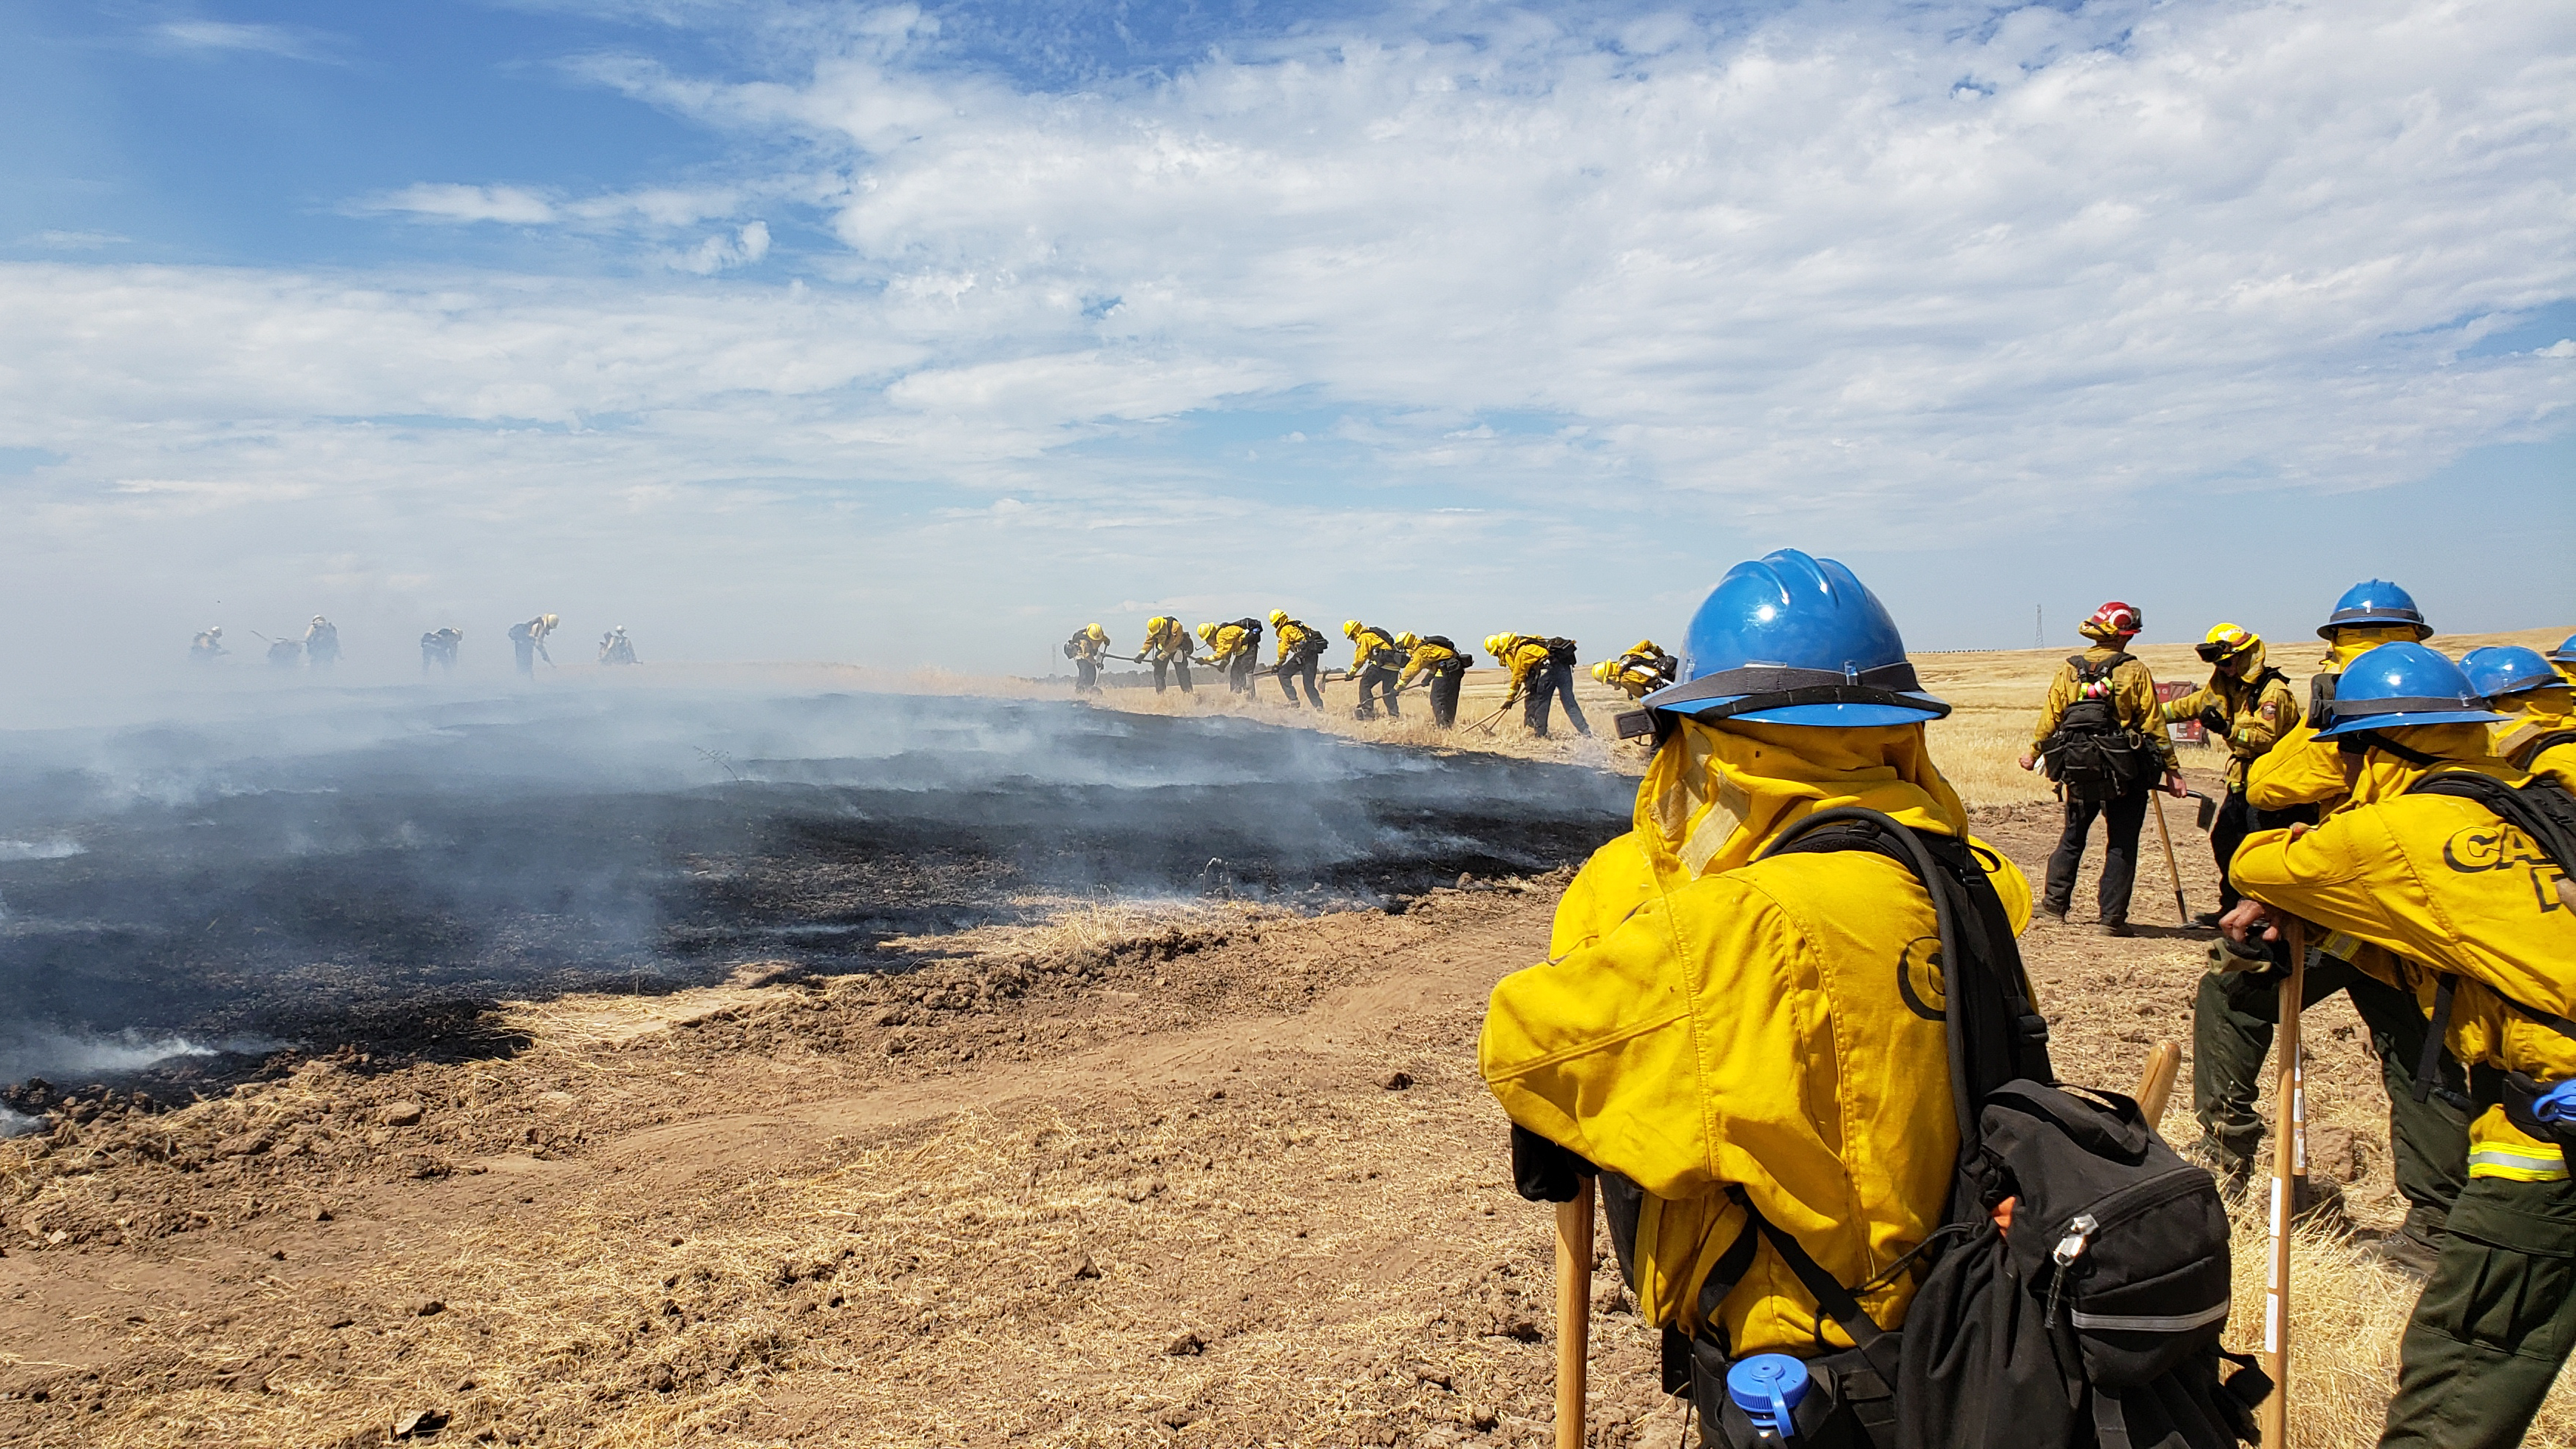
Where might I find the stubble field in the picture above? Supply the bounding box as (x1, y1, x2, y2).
(1, 628, 2569, 1448)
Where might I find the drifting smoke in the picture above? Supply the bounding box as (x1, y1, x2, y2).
(0, 680, 1633, 1098)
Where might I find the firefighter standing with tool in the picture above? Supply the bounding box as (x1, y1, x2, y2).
(1199, 618, 1263, 695)
(1139, 616, 1195, 694)
(1482, 550, 2046, 1445)
(190, 627, 226, 662)
(1270, 611, 1326, 708)
(597, 626, 637, 665)
(1065, 623, 1109, 693)
(1397, 632, 1472, 727)
(2160, 623, 2301, 923)
(2019, 601, 2186, 936)
(420, 627, 462, 674)
(2464, 647, 2576, 791)
(2211, 579, 2468, 1272)
(1590, 639, 1678, 699)
(2223, 642, 2576, 1449)
(1486, 633, 1591, 739)
(1344, 620, 1408, 719)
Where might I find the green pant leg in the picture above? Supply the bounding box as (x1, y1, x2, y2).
(2192, 967, 2280, 1177)
(2380, 1175, 2576, 1449)
(2343, 971, 2472, 1236)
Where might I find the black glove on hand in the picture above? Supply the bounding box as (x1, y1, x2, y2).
(1511, 1123, 1598, 1204)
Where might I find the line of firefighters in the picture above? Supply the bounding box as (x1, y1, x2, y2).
(1061, 614, 1688, 737)
(189, 616, 638, 673)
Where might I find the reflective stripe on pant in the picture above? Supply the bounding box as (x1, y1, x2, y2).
(2381, 1175, 2576, 1449)
(1522, 660, 1590, 738)
(2042, 786, 2149, 923)
(2192, 956, 2469, 1238)
(1355, 664, 1401, 718)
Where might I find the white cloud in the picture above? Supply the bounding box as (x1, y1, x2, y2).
(2, 0, 2571, 679)
(363, 183, 561, 225)
(29, 231, 131, 251)
(152, 20, 343, 64)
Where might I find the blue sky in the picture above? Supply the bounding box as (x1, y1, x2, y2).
(1, 0, 2569, 687)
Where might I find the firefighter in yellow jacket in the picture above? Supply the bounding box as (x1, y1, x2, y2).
(1397, 632, 1471, 727)
(1485, 633, 1590, 739)
(2162, 623, 2301, 920)
(1270, 611, 1326, 708)
(1343, 620, 1407, 719)
(1590, 639, 1678, 699)
(2223, 642, 2576, 1449)
(1198, 619, 1261, 695)
(2213, 580, 2464, 1270)
(1139, 616, 1195, 695)
(1065, 623, 1109, 694)
(2018, 600, 2184, 935)
(1483, 551, 2037, 1394)
(2463, 646, 2575, 792)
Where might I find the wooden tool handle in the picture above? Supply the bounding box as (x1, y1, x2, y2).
(2134, 1040, 2183, 1128)
(2260, 920, 2306, 1449)
(1555, 1178, 1596, 1449)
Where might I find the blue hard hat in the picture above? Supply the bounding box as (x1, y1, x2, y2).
(2460, 646, 2562, 701)
(2314, 642, 2504, 738)
(2316, 579, 2430, 639)
(1639, 549, 1950, 727)
(2550, 632, 2576, 665)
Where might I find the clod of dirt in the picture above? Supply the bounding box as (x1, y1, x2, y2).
(1158, 1406, 1194, 1429)
(393, 1408, 447, 1439)
(1165, 1330, 1205, 1357)
(313, 1205, 333, 1222)
(382, 1102, 425, 1127)
(648, 1364, 676, 1393)
(214, 1131, 273, 1158)
(1467, 1405, 1500, 1431)
(1381, 1071, 1413, 1091)
(410, 1299, 446, 1317)
(1070, 1253, 1101, 1282)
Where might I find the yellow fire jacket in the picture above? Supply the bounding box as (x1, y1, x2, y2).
(2493, 686, 2576, 794)
(1275, 620, 1323, 666)
(1204, 623, 1256, 665)
(2230, 724, 2576, 1182)
(1139, 617, 1193, 662)
(2159, 645, 2301, 790)
(1483, 718, 2032, 1353)
(1497, 637, 1556, 695)
(1067, 632, 1108, 663)
(2029, 646, 2178, 771)
(1399, 639, 1464, 686)
(2245, 625, 2428, 813)
(1350, 625, 1401, 673)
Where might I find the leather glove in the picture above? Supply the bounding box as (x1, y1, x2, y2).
(1511, 1123, 1598, 1204)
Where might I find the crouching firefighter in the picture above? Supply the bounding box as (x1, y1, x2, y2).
(1397, 632, 1472, 727)
(1592, 639, 1679, 699)
(2223, 641, 2576, 1449)
(1482, 549, 2265, 1449)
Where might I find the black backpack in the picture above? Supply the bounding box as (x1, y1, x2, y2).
(1586, 808, 2263, 1448)
(2399, 770, 2576, 1164)
(2044, 656, 2156, 802)
(1546, 636, 1579, 665)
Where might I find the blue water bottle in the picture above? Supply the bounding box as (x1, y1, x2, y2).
(1726, 1353, 1810, 1441)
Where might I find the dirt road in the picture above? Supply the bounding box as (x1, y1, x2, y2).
(0, 793, 2458, 1448)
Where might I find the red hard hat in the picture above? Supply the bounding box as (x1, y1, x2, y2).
(2082, 600, 2143, 639)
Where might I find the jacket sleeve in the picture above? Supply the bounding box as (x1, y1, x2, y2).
(2245, 718, 2350, 811)
(2029, 665, 2075, 750)
(2231, 679, 2299, 758)
(2159, 683, 2217, 724)
(2227, 816, 2387, 940)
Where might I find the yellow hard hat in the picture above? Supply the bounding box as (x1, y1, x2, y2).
(1483, 634, 1507, 656)
(2196, 622, 2259, 664)
(1342, 620, 1362, 639)
(1267, 609, 1288, 627)
(1196, 622, 1216, 642)
(1590, 660, 1614, 684)
(1396, 631, 1418, 650)
(540, 614, 559, 629)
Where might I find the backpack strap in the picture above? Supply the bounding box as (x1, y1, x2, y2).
(2412, 974, 2459, 1104)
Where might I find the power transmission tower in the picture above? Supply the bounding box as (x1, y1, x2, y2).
(2034, 605, 2044, 650)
